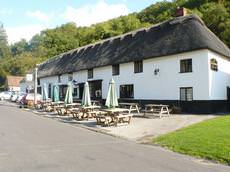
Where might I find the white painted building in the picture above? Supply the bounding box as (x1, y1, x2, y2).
(37, 15, 230, 113)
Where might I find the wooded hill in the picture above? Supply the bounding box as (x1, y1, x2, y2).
(0, 0, 229, 86)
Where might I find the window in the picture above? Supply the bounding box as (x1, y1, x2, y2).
(68, 73, 73, 81)
(58, 75, 61, 83)
(180, 59, 192, 73)
(112, 64, 120, 76)
(88, 69, 93, 79)
(89, 80, 102, 99)
(48, 84, 52, 98)
(134, 60, 143, 73)
(37, 79, 40, 86)
(120, 84, 134, 98)
(210, 58, 218, 71)
(73, 87, 78, 97)
(180, 87, 193, 101)
(59, 85, 68, 100)
(37, 86, 41, 94)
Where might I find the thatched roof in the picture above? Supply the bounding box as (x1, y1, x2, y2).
(38, 15, 230, 78)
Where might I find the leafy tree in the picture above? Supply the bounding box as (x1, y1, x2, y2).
(11, 39, 29, 56)
(200, 2, 229, 44)
(0, 23, 11, 59)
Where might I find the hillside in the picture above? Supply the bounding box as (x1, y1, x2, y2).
(0, 0, 229, 86)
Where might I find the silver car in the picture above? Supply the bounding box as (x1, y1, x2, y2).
(0, 91, 12, 100)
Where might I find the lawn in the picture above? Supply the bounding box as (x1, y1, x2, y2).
(153, 115, 230, 165)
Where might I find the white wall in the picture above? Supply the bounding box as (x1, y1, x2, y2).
(8, 86, 20, 92)
(40, 76, 58, 86)
(19, 81, 35, 93)
(40, 50, 214, 100)
(208, 50, 230, 100)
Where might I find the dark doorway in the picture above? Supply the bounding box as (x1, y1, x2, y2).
(59, 85, 68, 100)
(227, 86, 230, 101)
(88, 80, 102, 100)
(78, 83, 84, 99)
(48, 84, 52, 98)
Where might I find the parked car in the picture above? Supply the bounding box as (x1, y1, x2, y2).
(0, 91, 12, 100)
(10, 92, 20, 102)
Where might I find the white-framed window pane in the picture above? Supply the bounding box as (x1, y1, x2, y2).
(180, 87, 193, 101)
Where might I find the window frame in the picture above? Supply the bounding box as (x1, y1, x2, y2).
(68, 73, 73, 81)
(37, 79, 40, 86)
(88, 68, 93, 79)
(180, 59, 192, 73)
(112, 64, 120, 76)
(58, 75, 61, 83)
(120, 84, 134, 99)
(180, 87, 193, 101)
(134, 60, 143, 73)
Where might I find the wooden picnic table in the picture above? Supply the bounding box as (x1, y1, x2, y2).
(102, 108, 129, 114)
(64, 103, 81, 109)
(74, 99, 100, 106)
(119, 102, 140, 114)
(99, 108, 132, 126)
(70, 105, 101, 120)
(144, 104, 170, 118)
(51, 101, 64, 105)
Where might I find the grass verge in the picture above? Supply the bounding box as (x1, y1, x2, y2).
(153, 115, 230, 165)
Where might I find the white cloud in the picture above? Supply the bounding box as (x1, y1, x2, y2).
(0, 8, 13, 15)
(6, 24, 46, 44)
(5, 1, 129, 44)
(62, 1, 129, 26)
(26, 10, 53, 23)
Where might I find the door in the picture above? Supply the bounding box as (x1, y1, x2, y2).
(78, 83, 84, 99)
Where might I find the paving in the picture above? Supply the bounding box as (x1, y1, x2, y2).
(0, 101, 229, 172)
(34, 108, 217, 141)
(81, 114, 217, 141)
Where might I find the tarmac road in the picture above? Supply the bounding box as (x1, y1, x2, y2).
(0, 102, 229, 172)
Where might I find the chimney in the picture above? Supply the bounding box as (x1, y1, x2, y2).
(175, 7, 187, 17)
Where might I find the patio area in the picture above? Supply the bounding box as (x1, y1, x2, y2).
(33, 110, 217, 142)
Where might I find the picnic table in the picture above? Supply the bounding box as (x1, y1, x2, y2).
(71, 105, 101, 120)
(55, 103, 81, 115)
(144, 104, 170, 118)
(40, 100, 52, 111)
(49, 101, 64, 112)
(51, 101, 64, 105)
(64, 103, 81, 108)
(119, 103, 140, 114)
(74, 99, 100, 106)
(99, 108, 133, 126)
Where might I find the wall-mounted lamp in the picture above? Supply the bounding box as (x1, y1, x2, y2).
(154, 68, 160, 75)
(72, 80, 78, 85)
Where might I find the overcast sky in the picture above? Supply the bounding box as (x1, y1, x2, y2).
(0, 0, 159, 44)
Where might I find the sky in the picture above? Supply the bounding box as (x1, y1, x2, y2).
(0, 0, 159, 44)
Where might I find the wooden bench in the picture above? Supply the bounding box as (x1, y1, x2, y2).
(114, 113, 133, 126)
(95, 111, 112, 126)
(144, 104, 170, 118)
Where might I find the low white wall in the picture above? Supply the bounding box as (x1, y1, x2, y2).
(208, 50, 230, 100)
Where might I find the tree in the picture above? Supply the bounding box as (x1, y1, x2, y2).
(11, 39, 29, 56)
(0, 23, 11, 59)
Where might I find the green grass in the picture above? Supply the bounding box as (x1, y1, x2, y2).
(153, 115, 230, 165)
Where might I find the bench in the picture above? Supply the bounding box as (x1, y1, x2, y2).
(114, 113, 133, 126)
(95, 111, 112, 126)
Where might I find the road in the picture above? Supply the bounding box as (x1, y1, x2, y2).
(0, 102, 229, 172)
